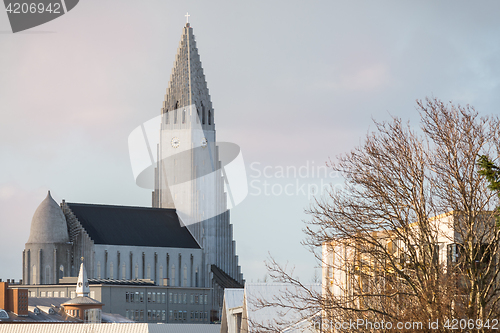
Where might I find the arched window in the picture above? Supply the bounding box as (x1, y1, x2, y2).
(32, 265, 37, 285)
(208, 110, 212, 125)
(45, 266, 51, 284)
(59, 265, 64, 279)
(97, 262, 101, 279)
(171, 265, 175, 286)
(109, 262, 114, 279)
(182, 109, 186, 124)
(183, 265, 187, 287)
(122, 263, 126, 280)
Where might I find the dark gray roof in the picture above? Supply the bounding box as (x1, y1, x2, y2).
(65, 203, 200, 249)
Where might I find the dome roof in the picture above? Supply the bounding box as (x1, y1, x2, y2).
(27, 191, 70, 244)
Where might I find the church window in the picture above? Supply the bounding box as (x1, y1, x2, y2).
(32, 265, 37, 285)
(45, 265, 51, 284)
(182, 109, 186, 123)
(208, 110, 212, 125)
(59, 265, 64, 279)
(183, 265, 187, 287)
(97, 262, 101, 279)
(109, 261, 114, 279)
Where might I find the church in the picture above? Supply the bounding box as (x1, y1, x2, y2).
(22, 20, 244, 323)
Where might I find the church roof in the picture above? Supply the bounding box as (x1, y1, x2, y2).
(27, 191, 70, 244)
(65, 203, 200, 249)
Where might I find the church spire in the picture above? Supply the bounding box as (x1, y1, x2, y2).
(76, 261, 89, 297)
(161, 21, 214, 127)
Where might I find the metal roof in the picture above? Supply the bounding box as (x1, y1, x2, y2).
(0, 323, 221, 333)
(65, 203, 200, 249)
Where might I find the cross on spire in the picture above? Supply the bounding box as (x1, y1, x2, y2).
(185, 12, 190, 24)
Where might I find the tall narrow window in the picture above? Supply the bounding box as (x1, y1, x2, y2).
(208, 110, 212, 125)
(135, 263, 139, 280)
(147, 264, 151, 279)
(159, 266, 163, 285)
(97, 262, 101, 279)
(122, 263, 126, 280)
(165, 110, 169, 124)
(202, 103, 205, 124)
(59, 265, 64, 279)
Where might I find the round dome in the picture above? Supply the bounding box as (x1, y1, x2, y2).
(26, 191, 70, 244)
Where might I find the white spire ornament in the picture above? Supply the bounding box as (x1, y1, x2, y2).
(76, 261, 90, 297)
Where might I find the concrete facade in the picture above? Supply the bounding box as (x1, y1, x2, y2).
(152, 22, 244, 317)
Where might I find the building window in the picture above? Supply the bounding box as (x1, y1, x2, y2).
(135, 310, 139, 321)
(162, 310, 166, 321)
(147, 310, 151, 320)
(135, 263, 139, 279)
(60, 291, 65, 298)
(159, 266, 163, 284)
(40, 291, 46, 297)
(173, 293, 177, 304)
(208, 110, 212, 125)
(126, 292, 129, 302)
(109, 262, 114, 279)
(169, 292, 172, 303)
(183, 293, 187, 304)
(71, 291, 76, 298)
(97, 262, 101, 279)
(195, 294, 198, 304)
(90, 291, 95, 299)
(140, 292, 144, 303)
(59, 265, 64, 279)
(140, 310, 144, 321)
(169, 310, 173, 321)
(54, 291, 59, 297)
(148, 292, 151, 303)
(125, 310, 129, 319)
(135, 291, 139, 303)
(147, 264, 151, 279)
(162, 293, 166, 304)
(122, 263, 126, 280)
(47, 291, 52, 297)
(204, 294, 208, 305)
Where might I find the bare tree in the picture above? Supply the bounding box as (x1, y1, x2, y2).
(256, 98, 500, 332)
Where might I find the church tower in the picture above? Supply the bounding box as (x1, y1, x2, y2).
(153, 20, 244, 315)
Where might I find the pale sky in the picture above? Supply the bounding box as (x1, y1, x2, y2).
(1, 1, 500, 283)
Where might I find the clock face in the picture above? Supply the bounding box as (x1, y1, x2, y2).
(201, 138, 208, 148)
(171, 137, 180, 148)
